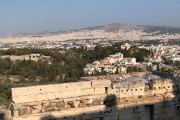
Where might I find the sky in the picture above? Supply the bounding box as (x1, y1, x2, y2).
(0, 0, 180, 36)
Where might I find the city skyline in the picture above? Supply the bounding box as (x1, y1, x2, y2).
(1, 0, 180, 36)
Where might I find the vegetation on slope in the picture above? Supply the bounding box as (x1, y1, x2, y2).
(0, 43, 150, 106)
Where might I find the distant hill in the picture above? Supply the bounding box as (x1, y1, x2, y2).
(80, 23, 145, 32)
(98, 23, 145, 32)
(143, 26, 180, 34)
(82, 23, 180, 34)
(84, 23, 180, 34)
(2, 23, 180, 38)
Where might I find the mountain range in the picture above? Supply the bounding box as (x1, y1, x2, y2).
(3, 23, 180, 38)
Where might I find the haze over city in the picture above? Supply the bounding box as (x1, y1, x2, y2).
(1, 0, 180, 36)
(1, 0, 180, 120)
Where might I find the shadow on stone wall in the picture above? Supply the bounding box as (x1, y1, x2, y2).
(40, 94, 118, 120)
(0, 113, 4, 120)
(9, 76, 180, 120)
(39, 92, 180, 120)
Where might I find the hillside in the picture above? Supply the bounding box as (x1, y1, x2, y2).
(2, 23, 180, 38)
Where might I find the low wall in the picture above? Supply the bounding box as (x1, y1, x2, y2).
(10, 76, 180, 120)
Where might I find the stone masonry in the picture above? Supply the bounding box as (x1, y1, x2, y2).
(9, 75, 180, 120)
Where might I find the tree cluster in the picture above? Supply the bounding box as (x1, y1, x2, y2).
(0, 43, 151, 106)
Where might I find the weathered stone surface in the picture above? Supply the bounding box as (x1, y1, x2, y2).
(94, 87, 106, 95)
(91, 80, 111, 87)
(10, 76, 180, 120)
(12, 81, 92, 97)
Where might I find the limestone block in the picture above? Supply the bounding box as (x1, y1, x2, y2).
(107, 87, 114, 95)
(92, 98, 103, 106)
(79, 98, 94, 107)
(118, 114, 132, 120)
(73, 101, 80, 108)
(56, 101, 65, 110)
(91, 118, 100, 120)
(30, 94, 48, 102)
(104, 107, 112, 113)
(55, 88, 95, 99)
(116, 104, 126, 110)
(13, 113, 49, 120)
(13, 110, 19, 117)
(110, 115, 119, 120)
(91, 80, 111, 87)
(103, 116, 110, 120)
(12, 81, 92, 97)
(12, 95, 31, 103)
(31, 109, 40, 114)
(14, 88, 96, 103)
(45, 92, 56, 100)
(18, 106, 29, 116)
(94, 87, 106, 95)
(49, 109, 82, 118)
(81, 114, 92, 120)
(82, 105, 106, 114)
(65, 81, 92, 90)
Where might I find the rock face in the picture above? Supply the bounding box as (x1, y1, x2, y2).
(10, 76, 180, 120)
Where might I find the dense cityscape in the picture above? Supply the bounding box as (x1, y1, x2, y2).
(1, 0, 180, 120)
(1, 24, 180, 49)
(0, 27, 180, 119)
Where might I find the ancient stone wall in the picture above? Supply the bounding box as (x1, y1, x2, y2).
(10, 77, 180, 120)
(111, 80, 145, 98)
(149, 79, 174, 95)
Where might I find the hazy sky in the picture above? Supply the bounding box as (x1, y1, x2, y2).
(1, 0, 180, 36)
